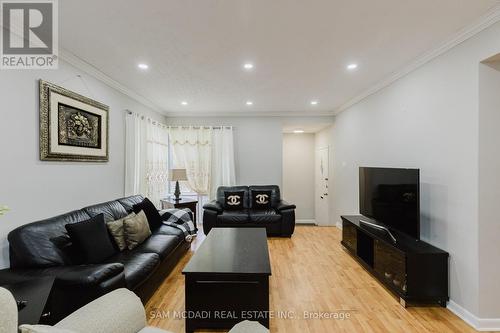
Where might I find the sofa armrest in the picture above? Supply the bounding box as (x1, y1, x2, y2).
(55, 288, 146, 333)
(3, 263, 124, 287)
(203, 200, 223, 213)
(276, 200, 296, 211)
(50, 264, 124, 287)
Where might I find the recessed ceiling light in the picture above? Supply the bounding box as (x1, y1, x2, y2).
(310, 100, 319, 105)
(137, 63, 149, 70)
(243, 63, 254, 70)
(347, 63, 358, 70)
(181, 101, 188, 106)
(293, 129, 305, 134)
(246, 101, 253, 106)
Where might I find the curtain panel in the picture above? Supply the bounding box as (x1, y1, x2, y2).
(169, 126, 236, 199)
(125, 112, 170, 208)
(169, 127, 212, 195)
(210, 127, 236, 199)
(125, 113, 236, 205)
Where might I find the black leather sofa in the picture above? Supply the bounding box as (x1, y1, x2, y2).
(203, 185, 296, 237)
(0, 195, 190, 324)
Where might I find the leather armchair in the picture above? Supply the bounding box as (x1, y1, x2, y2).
(203, 185, 296, 237)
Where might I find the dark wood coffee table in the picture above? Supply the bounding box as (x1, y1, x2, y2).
(182, 228, 271, 332)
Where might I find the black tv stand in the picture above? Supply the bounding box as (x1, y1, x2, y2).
(359, 219, 397, 243)
(341, 215, 449, 307)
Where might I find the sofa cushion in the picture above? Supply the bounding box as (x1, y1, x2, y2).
(250, 190, 272, 210)
(223, 191, 245, 210)
(217, 210, 250, 224)
(65, 214, 117, 264)
(83, 200, 129, 223)
(117, 195, 144, 213)
(249, 185, 281, 208)
(107, 213, 136, 251)
(155, 224, 184, 239)
(249, 209, 281, 224)
(104, 252, 160, 289)
(133, 198, 163, 230)
(217, 186, 250, 209)
(123, 211, 152, 250)
(133, 234, 180, 259)
(8, 210, 91, 268)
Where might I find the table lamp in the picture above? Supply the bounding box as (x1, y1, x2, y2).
(169, 169, 188, 201)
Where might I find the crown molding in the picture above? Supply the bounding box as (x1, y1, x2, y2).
(58, 49, 163, 113)
(163, 110, 336, 118)
(335, 4, 500, 114)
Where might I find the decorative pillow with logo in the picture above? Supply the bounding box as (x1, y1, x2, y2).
(251, 190, 272, 210)
(224, 191, 245, 210)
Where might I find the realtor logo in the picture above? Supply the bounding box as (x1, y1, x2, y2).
(1, 0, 58, 69)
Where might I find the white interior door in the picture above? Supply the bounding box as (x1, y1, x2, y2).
(315, 147, 330, 226)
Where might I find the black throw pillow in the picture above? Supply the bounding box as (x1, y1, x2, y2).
(251, 190, 272, 210)
(65, 213, 116, 264)
(224, 191, 245, 210)
(133, 197, 162, 230)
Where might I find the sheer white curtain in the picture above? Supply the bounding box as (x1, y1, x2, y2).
(169, 127, 212, 195)
(211, 127, 236, 199)
(169, 126, 235, 199)
(125, 112, 170, 208)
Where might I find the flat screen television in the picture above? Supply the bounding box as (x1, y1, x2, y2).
(359, 167, 420, 240)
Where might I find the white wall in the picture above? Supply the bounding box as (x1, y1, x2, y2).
(478, 61, 500, 318)
(282, 133, 315, 220)
(0, 61, 163, 268)
(331, 21, 500, 320)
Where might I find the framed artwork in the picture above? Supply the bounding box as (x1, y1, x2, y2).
(39, 80, 109, 162)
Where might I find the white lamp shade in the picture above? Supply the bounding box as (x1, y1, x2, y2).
(169, 169, 188, 181)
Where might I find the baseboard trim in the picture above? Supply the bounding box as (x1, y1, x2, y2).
(447, 300, 500, 331)
(335, 221, 342, 229)
(296, 219, 316, 225)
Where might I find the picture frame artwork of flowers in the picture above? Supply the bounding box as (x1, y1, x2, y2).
(39, 80, 109, 162)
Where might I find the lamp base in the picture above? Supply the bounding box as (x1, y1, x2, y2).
(174, 181, 182, 201)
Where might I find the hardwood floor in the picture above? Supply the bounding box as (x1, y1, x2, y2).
(146, 226, 481, 333)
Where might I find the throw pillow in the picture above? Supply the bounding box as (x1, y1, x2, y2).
(224, 191, 245, 210)
(123, 210, 152, 250)
(65, 214, 116, 264)
(251, 190, 272, 210)
(106, 213, 135, 251)
(132, 197, 162, 230)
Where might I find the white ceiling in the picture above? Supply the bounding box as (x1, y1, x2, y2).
(59, 0, 499, 116)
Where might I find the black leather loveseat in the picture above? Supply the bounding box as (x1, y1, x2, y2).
(0, 195, 190, 324)
(203, 185, 296, 237)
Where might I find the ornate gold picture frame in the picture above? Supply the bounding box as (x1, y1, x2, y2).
(39, 80, 109, 162)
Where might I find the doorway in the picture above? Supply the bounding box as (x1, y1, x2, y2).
(282, 123, 334, 226)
